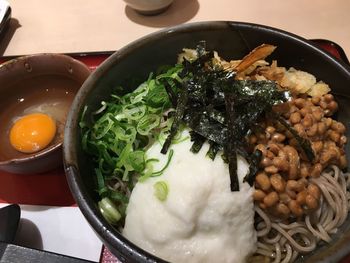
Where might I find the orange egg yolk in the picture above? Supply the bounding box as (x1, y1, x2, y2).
(9, 113, 57, 153)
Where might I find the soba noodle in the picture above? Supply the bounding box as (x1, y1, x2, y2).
(255, 165, 350, 262)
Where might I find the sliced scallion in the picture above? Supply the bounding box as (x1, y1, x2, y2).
(151, 149, 174, 177)
(98, 197, 121, 224)
(153, 181, 169, 202)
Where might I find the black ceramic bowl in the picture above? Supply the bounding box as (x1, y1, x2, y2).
(63, 21, 350, 262)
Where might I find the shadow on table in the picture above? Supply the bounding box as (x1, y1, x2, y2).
(125, 0, 200, 28)
(0, 18, 21, 56)
(15, 218, 43, 250)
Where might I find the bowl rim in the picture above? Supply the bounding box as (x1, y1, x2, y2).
(0, 53, 91, 167)
(64, 20, 350, 262)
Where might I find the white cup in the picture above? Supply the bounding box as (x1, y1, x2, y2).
(123, 0, 174, 15)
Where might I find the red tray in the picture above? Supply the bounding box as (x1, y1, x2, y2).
(0, 40, 349, 263)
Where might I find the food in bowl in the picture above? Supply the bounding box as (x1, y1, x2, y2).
(79, 42, 348, 263)
(0, 53, 90, 174)
(9, 113, 57, 153)
(123, 131, 256, 262)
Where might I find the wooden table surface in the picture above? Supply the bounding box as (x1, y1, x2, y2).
(1, 0, 350, 57)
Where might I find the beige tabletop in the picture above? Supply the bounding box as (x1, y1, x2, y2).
(1, 0, 350, 58)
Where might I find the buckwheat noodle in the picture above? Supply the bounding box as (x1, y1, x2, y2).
(254, 165, 350, 263)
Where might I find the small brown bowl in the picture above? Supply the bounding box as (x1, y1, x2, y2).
(0, 54, 90, 174)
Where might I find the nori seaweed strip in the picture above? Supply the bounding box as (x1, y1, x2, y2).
(196, 40, 207, 57)
(183, 111, 228, 145)
(232, 106, 264, 140)
(235, 141, 251, 160)
(206, 141, 221, 160)
(224, 91, 240, 192)
(163, 80, 179, 107)
(273, 113, 315, 162)
(205, 105, 227, 125)
(233, 80, 286, 106)
(161, 43, 291, 192)
(190, 131, 206, 153)
(161, 87, 189, 154)
(230, 80, 286, 137)
(244, 149, 262, 186)
(227, 150, 239, 191)
(186, 78, 207, 106)
(209, 71, 235, 107)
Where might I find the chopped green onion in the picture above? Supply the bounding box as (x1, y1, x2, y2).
(94, 114, 114, 140)
(79, 105, 88, 129)
(98, 197, 121, 224)
(79, 61, 189, 226)
(114, 125, 136, 142)
(137, 114, 161, 135)
(138, 149, 174, 182)
(110, 191, 129, 203)
(153, 181, 169, 201)
(96, 168, 108, 196)
(138, 158, 159, 182)
(93, 101, 107, 115)
(128, 150, 146, 172)
(81, 130, 89, 152)
(151, 149, 174, 177)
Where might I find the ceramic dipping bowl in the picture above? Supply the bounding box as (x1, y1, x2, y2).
(0, 54, 90, 174)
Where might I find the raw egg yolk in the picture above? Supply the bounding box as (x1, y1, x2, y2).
(9, 113, 57, 153)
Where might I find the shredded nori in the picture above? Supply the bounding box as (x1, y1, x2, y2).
(161, 42, 293, 191)
(206, 140, 221, 160)
(163, 80, 179, 107)
(224, 91, 240, 191)
(243, 149, 263, 186)
(189, 131, 206, 153)
(272, 112, 315, 162)
(161, 87, 188, 154)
